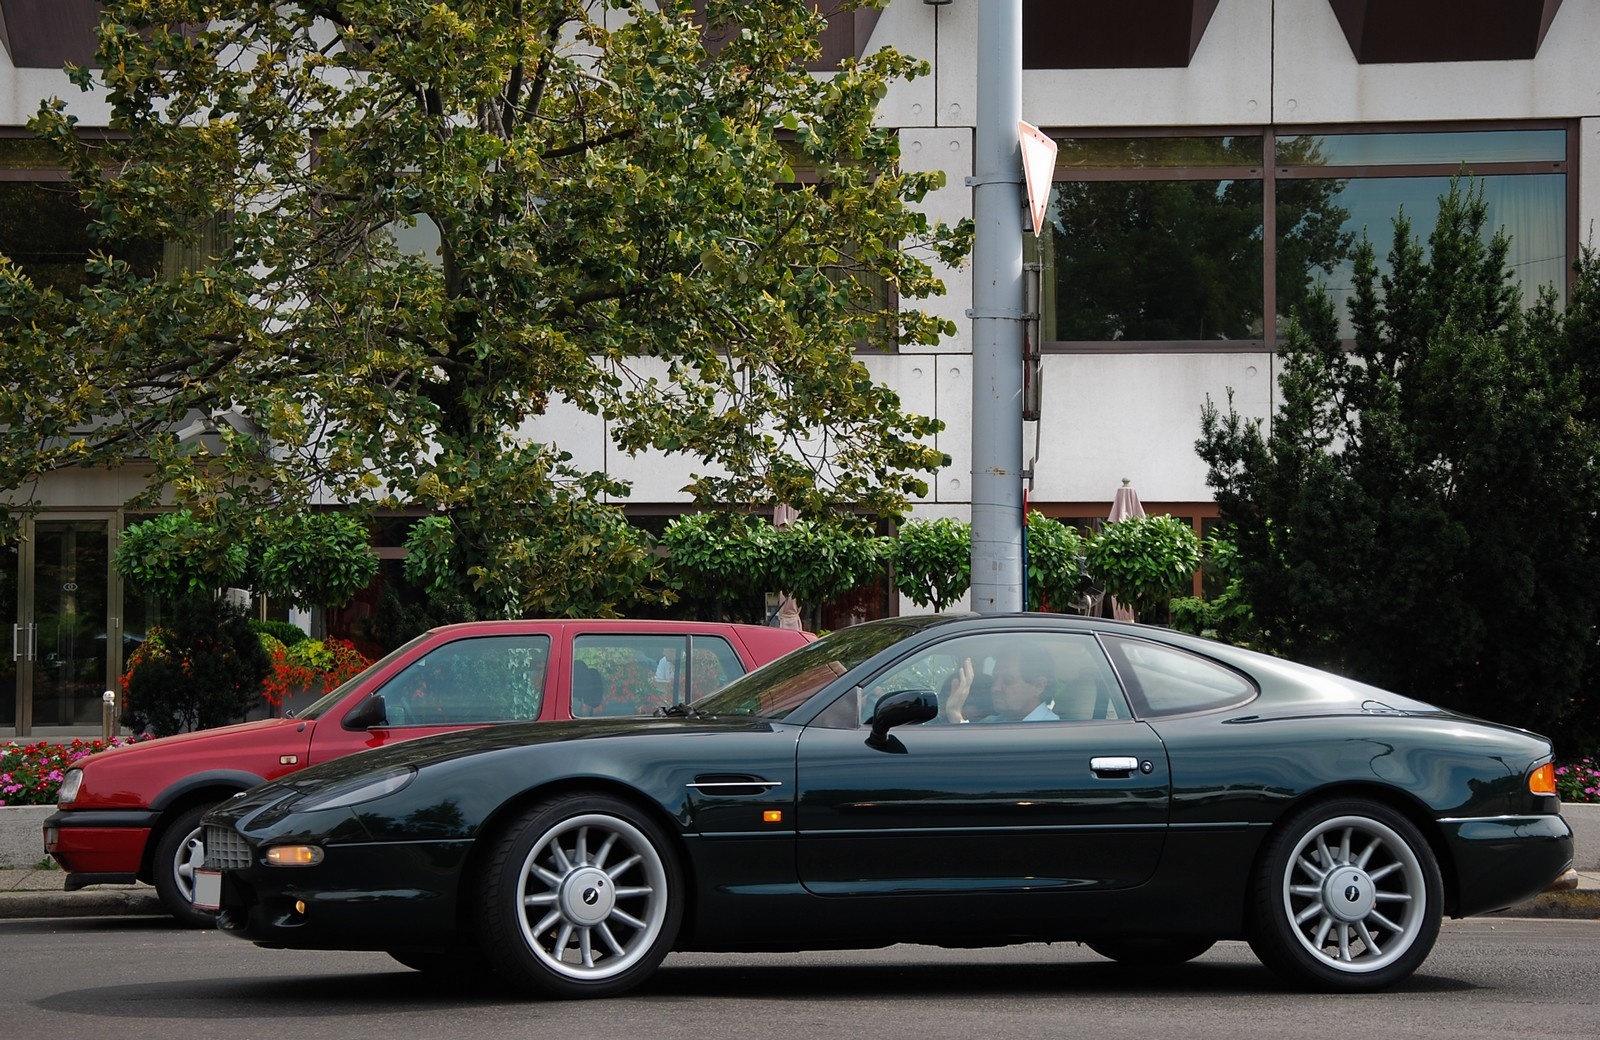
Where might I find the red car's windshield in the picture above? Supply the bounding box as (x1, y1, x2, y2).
(694, 617, 946, 720)
(293, 633, 430, 720)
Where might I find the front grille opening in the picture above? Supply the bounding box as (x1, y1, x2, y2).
(204, 824, 252, 870)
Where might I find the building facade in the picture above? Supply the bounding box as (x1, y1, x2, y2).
(2, 0, 1592, 735)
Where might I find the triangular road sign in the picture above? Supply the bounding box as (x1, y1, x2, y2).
(1018, 120, 1058, 237)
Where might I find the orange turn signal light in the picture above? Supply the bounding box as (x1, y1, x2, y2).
(763, 810, 783, 823)
(265, 845, 325, 867)
(1529, 763, 1556, 796)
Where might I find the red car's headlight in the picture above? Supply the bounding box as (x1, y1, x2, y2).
(57, 768, 84, 806)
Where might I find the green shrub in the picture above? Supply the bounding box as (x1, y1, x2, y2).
(251, 619, 309, 646)
(1085, 514, 1203, 624)
(121, 598, 273, 736)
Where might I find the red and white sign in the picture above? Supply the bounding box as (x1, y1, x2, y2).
(1018, 120, 1058, 237)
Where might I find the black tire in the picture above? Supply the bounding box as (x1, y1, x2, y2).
(1247, 798, 1442, 992)
(1085, 937, 1216, 966)
(474, 793, 683, 999)
(152, 802, 219, 929)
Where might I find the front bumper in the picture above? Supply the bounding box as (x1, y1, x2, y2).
(1438, 812, 1574, 916)
(43, 809, 159, 886)
(211, 837, 473, 949)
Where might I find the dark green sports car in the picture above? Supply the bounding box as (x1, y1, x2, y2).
(199, 614, 1574, 998)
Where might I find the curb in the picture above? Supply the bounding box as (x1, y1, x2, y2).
(0, 885, 163, 920)
(1501, 889, 1600, 920)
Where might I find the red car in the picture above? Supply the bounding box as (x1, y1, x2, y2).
(44, 619, 812, 925)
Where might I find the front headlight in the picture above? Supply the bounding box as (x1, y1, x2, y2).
(57, 768, 83, 806)
(290, 766, 416, 812)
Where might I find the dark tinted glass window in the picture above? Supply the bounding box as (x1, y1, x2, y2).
(377, 635, 548, 725)
(1101, 636, 1255, 718)
(1042, 178, 1264, 342)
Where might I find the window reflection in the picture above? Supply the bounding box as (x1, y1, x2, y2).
(1056, 135, 1263, 169)
(1285, 173, 1565, 338)
(1036, 126, 1568, 348)
(1276, 130, 1565, 167)
(1040, 179, 1265, 342)
(0, 180, 163, 297)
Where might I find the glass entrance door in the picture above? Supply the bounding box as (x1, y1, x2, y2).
(2, 540, 18, 729)
(3, 516, 115, 736)
(31, 520, 111, 728)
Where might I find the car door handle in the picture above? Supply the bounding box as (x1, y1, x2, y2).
(1090, 756, 1140, 777)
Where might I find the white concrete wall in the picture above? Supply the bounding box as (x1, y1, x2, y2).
(0, 65, 110, 126)
(1274, 0, 1600, 126)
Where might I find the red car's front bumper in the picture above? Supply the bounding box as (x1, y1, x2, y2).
(43, 809, 158, 888)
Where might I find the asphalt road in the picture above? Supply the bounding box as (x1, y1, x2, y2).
(3, 914, 1596, 1039)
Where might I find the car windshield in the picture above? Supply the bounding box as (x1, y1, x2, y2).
(294, 633, 431, 720)
(694, 617, 945, 720)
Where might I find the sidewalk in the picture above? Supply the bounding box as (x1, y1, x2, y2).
(1, 863, 1595, 922)
(0, 865, 163, 918)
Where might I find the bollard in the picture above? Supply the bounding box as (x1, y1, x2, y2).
(102, 689, 116, 741)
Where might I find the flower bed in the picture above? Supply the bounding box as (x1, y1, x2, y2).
(0, 736, 150, 806)
(261, 637, 371, 709)
(1557, 757, 1600, 804)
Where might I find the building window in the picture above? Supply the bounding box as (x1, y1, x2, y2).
(1276, 128, 1567, 339)
(1031, 124, 1572, 352)
(0, 136, 165, 301)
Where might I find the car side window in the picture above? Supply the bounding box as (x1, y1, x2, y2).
(1100, 635, 1257, 717)
(573, 634, 726, 717)
(377, 635, 548, 725)
(859, 631, 1129, 725)
(688, 637, 745, 700)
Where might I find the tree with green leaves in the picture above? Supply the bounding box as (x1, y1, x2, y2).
(888, 515, 970, 612)
(659, 512, 778, 623)
(1197, 179, 1600, 750)
(1082, 513, 1201, 624)
(888, 512, 1086, 614)
(2, 1, 966, 617)
(1023, 512, 1084, 612)
(659, 511, 887, 626)
(117, 509, 378, 610)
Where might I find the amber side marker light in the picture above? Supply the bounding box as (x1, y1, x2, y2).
(763, 810, 783, 823)
(265, 845, 325, 867)
(1529, 763, 1556, 796)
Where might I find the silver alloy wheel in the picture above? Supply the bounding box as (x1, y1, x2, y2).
(1278, 813, 1427, 975)
(172, 825, 205, 902)
(514, 812, 670, 981)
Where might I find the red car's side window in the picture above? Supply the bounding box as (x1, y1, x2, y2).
(375, 634, 550, 725)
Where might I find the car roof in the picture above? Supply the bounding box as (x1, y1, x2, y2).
(422, 618, 798, 636)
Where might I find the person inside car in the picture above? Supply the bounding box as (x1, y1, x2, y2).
(942, 647, 1057, 723)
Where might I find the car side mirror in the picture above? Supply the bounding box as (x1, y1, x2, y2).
(343, 694, 388, 731)
(865, 689, 938, 752)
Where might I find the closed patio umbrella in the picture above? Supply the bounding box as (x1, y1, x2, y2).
(1105, 479, 1144, 621)
(772, 504, 803, 631)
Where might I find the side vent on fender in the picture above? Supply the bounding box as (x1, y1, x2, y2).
(687, 774, 782, 796)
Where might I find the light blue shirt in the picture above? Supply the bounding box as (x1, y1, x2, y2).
(975, 701, 1059, 723)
